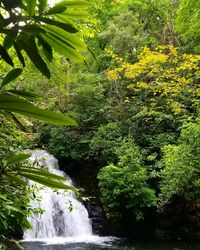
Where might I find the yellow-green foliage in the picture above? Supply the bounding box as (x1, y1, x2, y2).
(106, 46, 200, 116)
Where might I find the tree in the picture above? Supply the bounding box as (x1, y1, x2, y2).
(98, 139, 156, 221)
(159, 121, 200, 208)
(176, 0, 200, 53)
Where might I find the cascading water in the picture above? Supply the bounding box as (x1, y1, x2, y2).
(24, 149, 93, 240)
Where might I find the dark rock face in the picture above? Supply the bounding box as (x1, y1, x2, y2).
(58, 158, 113, 235)
(84, 200, 109, 235)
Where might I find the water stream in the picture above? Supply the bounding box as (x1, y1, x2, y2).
(24, 149, 93, 240)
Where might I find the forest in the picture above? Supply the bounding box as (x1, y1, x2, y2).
(0, 0, 200, 249)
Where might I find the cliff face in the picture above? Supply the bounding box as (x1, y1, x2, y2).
(58, 158, 113, 235)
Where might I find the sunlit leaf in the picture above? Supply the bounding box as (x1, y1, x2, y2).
(38, 0, 47, 14)
(6, 89, 41, 100)
(19, 167, 67, 181)
(18, 36, 50, 78)
(41, 32, 83, 62)
(44, 25, 86, 50)
(18, 172, 76, 191)
(45, 5, 67, 15)
(25, 0, 36, 16)
(6, 153, 31, 165)
(36, 17, 78, 33)
(0, 94, 77, 125)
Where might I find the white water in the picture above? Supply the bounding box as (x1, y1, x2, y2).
(24, 149, 93, 240)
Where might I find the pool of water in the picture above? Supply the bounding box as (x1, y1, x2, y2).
(21, 236, 199, 250)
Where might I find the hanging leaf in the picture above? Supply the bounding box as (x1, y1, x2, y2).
(1, 68, 22, 87)
(0, 94, 77, 125)
(42, 32, 83, 62)
(3, 31, 18, 49)
(0, 44, 14, 67)
(18, 36, 50, 78)
(56, 9, 88, 20)
(6, 153, 31, 166)
(36, 17, 78, 33)
(25, 0, 36, 16)
(43, 25, 86, 50)
(17, 172, 76, 191)
(37, 36, 53, 62)
(10, 112, 27, 132)
(18, 167, 67, 181)
(38, 0, 47, 14)
(45, 5, 67, 15)
(1, 0, 22, 10)
(51, 1, 90, 9)
(0, 14, 8, 28)
(6, 89, 41, 100)
(6, 174, 27, 187)
(14, 43, 25, 67)
(22, 25, 46, 34)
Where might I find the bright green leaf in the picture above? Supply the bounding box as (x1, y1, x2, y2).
(0, 94, 77, 125)
(6, 153, 31, 165)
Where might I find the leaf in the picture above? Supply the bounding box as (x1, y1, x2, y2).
(36, 17, 78, 33)
(19, 167, 67, 181)
(6, 174, 27, 186)
(0, 194, 7, 200)
(7, 89, 41, 100)
(3, 31, 18, 49)
(10, 112, 27, 132)
(37, 36, 53, 62)
(0, 44, 14, 66)
(2, 0, 22, 10)
(25, 0, 36, 16)
(38, 0, 47, 14)
(14, 43, 25, 67)
(56, 9, 88, 20)
(45, 5, 67, 15)
(22, 25, 46, 34)
(0, 14, 8, 28)
(5, 204, 24, 214)
(44, 25, 86, 50)
(42, 32, 83, 62)
(1, 68, 22, 87)
(0, 94, 77, 125)
(52, 1, 90, 9)
(6, 153, 31, 165)
(18, 36, 50, 78)
(18, 172, 76, 191)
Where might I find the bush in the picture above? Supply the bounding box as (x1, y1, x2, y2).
(98, 139, 156, 221)
(159, 121, 200, 208)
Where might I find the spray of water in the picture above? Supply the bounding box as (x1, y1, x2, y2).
(24, 150, 93, 240)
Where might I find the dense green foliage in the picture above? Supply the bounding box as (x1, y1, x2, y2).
(159, 121, 200, 207)
(39, 0, 200, 226)
(0, 0, 200, 246)
(98, 139, 156, 221)
(176, 0, 200, 53)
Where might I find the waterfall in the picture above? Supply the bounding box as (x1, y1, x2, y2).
(24, 149, 93, 240)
